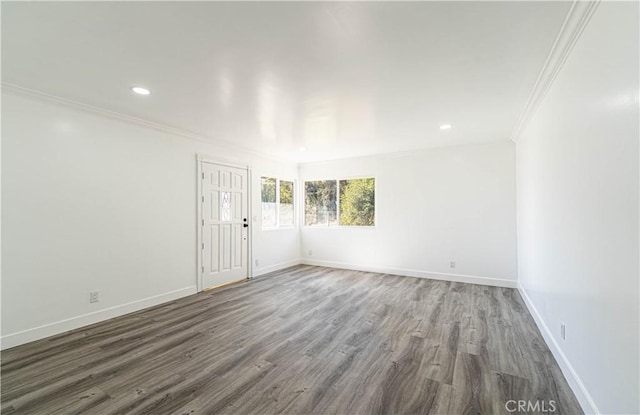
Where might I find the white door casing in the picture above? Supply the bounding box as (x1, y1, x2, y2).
(200, 161, 249, 289)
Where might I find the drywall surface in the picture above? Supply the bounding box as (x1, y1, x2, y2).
(299, 141, 517, 286)
(516, 2, 639, 413)
(1, 91, 300, 348)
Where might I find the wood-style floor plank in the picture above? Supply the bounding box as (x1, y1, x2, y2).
(1, 265, 583, 414)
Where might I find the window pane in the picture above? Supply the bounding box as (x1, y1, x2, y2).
(279, 180, 294, 226)
(339, 178, 375, 226)
(221, 191, 231, 221)
(261, 177, 276, 228)
(305, 180, 337, 226)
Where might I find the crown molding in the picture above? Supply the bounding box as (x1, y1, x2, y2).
(0, 82, 294, 165)
(511, 0, 600, 142)
(298, 139, 511, 167)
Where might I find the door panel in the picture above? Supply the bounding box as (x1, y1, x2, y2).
(201, 162, 248, 288)
(233, 193, 242, 220)
(233, 224, 242, 268)
(208, 225, 220, 273)
(211, 191, 219, 219)
(221, 223, 231, 271)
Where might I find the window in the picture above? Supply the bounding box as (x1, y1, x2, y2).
(305, 180, 337, 227)
(304, 178, 375, 227)
(261, 177, 277, 228)
(261, 177, 295, 229)
(279, 180, 294, 226)
(339, 178, 375, 226)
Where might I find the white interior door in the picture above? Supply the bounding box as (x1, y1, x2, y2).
(201, 162, 249, 289)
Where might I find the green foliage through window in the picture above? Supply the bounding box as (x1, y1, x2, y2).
(279, 181, 294, 226)
(304, 178, 375, 227)
(261, 177, 276, 203)
(305, 180, 337, 226)
(280, 181, 293, 205)
(339, 178, 375, 226)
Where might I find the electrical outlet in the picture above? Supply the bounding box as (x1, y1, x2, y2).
(308, 250, 313, 256)
(560, 322, 566, 340)
(90, 291, 100, 303)
(450, 261, 456, 269)
(255, 259, 260, 267)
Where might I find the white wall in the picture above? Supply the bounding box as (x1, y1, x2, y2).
(299, 141, 517, 286)
(1, 90, 300, 348)
(516, 2, 639, 414)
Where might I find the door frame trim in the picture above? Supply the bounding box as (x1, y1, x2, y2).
(196, 154, 253, 293)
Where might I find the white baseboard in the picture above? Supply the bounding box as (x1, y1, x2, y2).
(301, 258, 517, 288)
(517, 283, 599, 415)
(253, 258, 302, 277)
(1, 285, 197, 350)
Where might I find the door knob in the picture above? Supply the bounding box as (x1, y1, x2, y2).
(243, 224, 249, 228)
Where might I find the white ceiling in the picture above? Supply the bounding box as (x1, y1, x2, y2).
(2, 1, 571, 162)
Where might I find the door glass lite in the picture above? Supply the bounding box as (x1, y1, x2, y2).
(221, 191, 231, 221)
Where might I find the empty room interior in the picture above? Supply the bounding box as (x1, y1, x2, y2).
(1, 1, 638, 414)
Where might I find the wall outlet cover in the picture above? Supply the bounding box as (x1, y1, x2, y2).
(89, 291, 100, 303)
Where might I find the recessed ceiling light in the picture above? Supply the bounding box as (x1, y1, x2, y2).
(440, 124, 452, 130)
(299, 146, 307, 152)
(131, 86, 151, 95)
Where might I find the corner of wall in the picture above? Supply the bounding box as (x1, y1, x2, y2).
(517, 283, 599, 414)
(253, 258, 303, 278)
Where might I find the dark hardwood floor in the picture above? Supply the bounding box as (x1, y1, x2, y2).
(1, 265, 583, 414)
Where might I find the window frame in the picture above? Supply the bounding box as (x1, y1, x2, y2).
(261, 176, 297, 230)
(303, 175, 377, 229)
